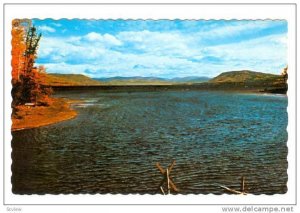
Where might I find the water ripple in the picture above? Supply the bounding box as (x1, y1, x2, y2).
(12, 90, 288, 194)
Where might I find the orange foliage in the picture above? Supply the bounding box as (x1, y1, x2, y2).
(11, 19, 26, 82)
(11, 19, 52, 108)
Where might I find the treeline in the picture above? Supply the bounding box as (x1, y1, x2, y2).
(11, 19, 52, 115)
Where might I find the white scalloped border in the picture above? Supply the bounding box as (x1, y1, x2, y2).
(2, 3, 297, 205)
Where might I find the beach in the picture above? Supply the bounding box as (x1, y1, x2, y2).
(12, 98, 78, 131)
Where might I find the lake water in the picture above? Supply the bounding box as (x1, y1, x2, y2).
(11, 90, 288, 194)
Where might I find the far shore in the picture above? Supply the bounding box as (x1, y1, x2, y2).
(12, 98, 78, 132)
(50, 83, 287, 95)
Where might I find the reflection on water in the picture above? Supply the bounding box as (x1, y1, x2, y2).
(12, 90, 288, 194)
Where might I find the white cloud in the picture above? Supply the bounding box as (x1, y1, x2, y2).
(38, 25, 56, 33)
(38, 62, 92, 75)
(205, 33, 287, 74)
(85, 32, 102, 41)
(37, 27, 287, 78)
(39, 36, 107, 61)
(51, 23, 62, 27)
(103, 34, 122, 46)
(85, 32, 122, 46)
(117, 30, 197, 57)
(199, 21, 273, 39)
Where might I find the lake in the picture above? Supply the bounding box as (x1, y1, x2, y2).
(11, 90, 288, 194)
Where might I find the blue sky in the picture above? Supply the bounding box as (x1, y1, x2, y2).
(32, 19, 287, 78)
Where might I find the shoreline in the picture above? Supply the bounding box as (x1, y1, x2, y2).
(12, 98, 78, 132)
(11, 86, 286, 132)
(50, 84, 287, 95)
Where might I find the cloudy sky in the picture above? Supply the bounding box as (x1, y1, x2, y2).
(32, 19, 287, 78)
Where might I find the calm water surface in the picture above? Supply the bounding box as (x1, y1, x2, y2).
(12, 90, 288, 194)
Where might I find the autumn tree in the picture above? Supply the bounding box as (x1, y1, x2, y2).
(11, 19, 52, 113)
(11, 19, 28, 108)
(11, 19, 26, 83)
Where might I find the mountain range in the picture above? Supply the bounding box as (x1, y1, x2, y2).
(94, 76, 211, 85)
(42, 70, 285, 92)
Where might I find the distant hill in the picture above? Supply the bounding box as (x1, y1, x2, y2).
(39, 71, 286, 94)
(206, 70, 287, 93)
(171, 76, 210, 83)
(41, 73, 102, 86)
(94, 76, 210, 85)
(94, 76, 171, 85)
(96, 76, 166, 82)
(210, 70, 281, 83)
(41, 74, 210, 86)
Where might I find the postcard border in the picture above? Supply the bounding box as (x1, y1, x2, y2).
(2, 2, 297, 206)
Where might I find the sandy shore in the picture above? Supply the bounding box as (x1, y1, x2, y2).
(12, 98, 78, 131)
